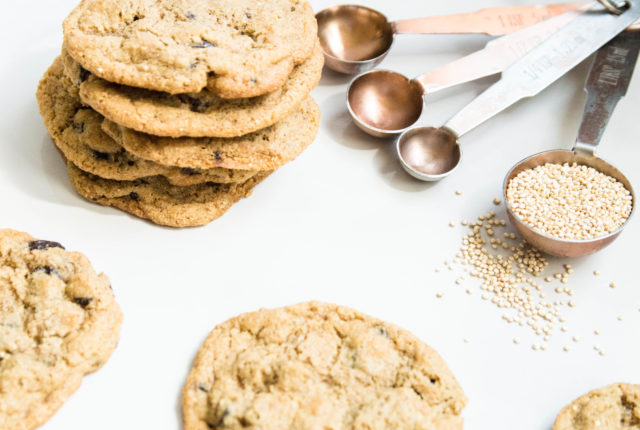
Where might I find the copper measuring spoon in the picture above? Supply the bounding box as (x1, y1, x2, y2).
(395, 0, 640, 181)
(317, 2, 586, 74)
(347, 7, 587, 138)
(503, 30, 639, 257)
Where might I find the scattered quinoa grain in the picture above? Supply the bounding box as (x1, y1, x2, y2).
(609, 282, 616, 289)
(493, 198, 501, 205)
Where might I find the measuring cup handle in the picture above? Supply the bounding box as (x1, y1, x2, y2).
(392, 3, 585, 36)
(575, 30, 640, 155)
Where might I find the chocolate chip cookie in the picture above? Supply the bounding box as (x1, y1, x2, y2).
(75, 44, 323, 138)
(63, 0, 317, 98)
(66, 162, 270, 227)
(37, 57, 257, 186)
(101, 96, 320, 171)
(554, 383, 640, 429)
(182, 301, 467, 430)
(0, 229, 122, 430)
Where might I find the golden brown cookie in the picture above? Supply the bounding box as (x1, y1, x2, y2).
(63, 0, 318, 97)
(66, 162, 271, 227)
(76, 44, 323, 138)
(183, 302, 467, 430)
(101, 96, 320, 171)
(0, 229, 122, 430)
(554, 383, 640, 430)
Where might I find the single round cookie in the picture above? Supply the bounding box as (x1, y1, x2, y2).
(101, 96, 320, 171)
(0, 229, 122, 430)
(182, 301, 467, 430)
(63, 0, 317, 97)
(77, 44, 323, 138)
(37, 57, 257, 186)
(66, 162, 270, 227)
(554, 383, 640, 430)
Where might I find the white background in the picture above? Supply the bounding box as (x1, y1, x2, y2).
(1, 0, 639, 429)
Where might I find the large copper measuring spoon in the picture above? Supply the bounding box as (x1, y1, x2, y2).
(503, 30, 639, 257)
(347, 7, 587, 138)
(395, 0, 640, 181)
(317, 2, 585, 73)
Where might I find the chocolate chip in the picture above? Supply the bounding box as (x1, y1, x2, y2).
(128, 192, 139, 201)
(73, 297, 93, 308)
(181, 167, 200, 175)
(91, 150, 110, 161)
(34, 266, 62, 279)
(250, 78, 257, 84)
(178, 95, 211, 113)
(430, 377, 437, 384)
(132, 15, 141, 22)
(214, 151, 222, 162)
(198, 384, 209, 392)
(245, 12, 252, 18)
(191, 40, 217, 49)
(78, 67, 90, 84)
(186, 11, 196, 20)
(127, 161, 135, 166)
(375, 326, 388, 337)
(28, 240, 65, 251)
(72, 121, 85, 133)
(190, 62, 198, 69)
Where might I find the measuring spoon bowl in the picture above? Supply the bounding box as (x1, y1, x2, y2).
(317, 5, 394, 74)
(502, 150, 634, 257)
(347, 70, 424, 138)
(396, 127, 461, 181)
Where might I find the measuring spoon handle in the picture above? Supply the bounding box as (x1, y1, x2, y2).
(416, 7, 586, 94)
(444, 1, 640, 138)
(575, 30, 640, 155)
(392, 2, 586, 36)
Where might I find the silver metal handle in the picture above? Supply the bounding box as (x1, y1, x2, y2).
(444, 0, 640, 138)
(416, 7, 586, 94)
(574, 30, 640, 155)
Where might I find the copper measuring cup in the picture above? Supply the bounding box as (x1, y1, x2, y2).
(503, 30, 639, 257)
(347, 7, 587, 138)
(394, 0, 640, 181)
(316, 2, 586, 74)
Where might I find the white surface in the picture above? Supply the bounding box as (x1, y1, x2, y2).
(1, 0, 639, 429)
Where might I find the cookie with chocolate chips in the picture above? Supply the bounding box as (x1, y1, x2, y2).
(37, 57, 258, 186)
(100, 96, 320, 171)
(66, 162, 270, 227)
(63, 0, 317, 98)
(0, 229, 122, 430)
(72, 44, 323, 138)
(553, 383, 640, 429)
(182, 302, 467, 430)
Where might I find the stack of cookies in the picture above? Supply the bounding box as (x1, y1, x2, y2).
(37, 0, 322, 227)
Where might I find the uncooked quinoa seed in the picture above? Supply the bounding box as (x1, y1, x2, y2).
(506, 163, 632, 240)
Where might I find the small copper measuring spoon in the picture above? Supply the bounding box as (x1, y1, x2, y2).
(503, 30, 639, 257)
(347, 7, 587, 138)
(317, 2, 586, 74)
(395, 0, 640, 181)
